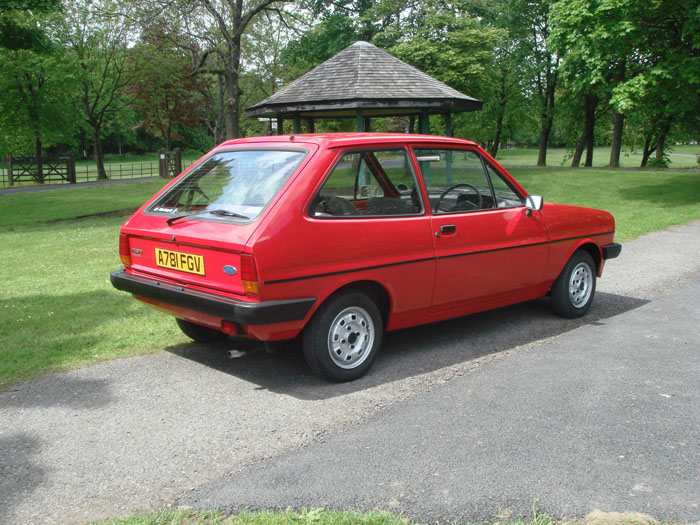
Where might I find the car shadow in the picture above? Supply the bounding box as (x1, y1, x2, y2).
(164, 291, 648, 400)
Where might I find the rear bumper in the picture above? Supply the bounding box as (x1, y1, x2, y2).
(110, 269, 316, 326)
(602, 243, 622, 260)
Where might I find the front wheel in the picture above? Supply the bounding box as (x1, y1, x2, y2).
(302, 291, 383, 382)
(551, 250, 597, 318)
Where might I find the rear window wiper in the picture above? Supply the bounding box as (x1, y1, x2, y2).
(166, 208, 249, 225)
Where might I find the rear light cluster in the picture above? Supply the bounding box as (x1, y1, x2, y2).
(240, 254, 259, 295)
(119, 234, 131, 266)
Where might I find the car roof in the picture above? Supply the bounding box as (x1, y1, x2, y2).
(217, 133, 479, 150)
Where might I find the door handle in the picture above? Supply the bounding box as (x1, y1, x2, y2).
(439, 224, 457, 234)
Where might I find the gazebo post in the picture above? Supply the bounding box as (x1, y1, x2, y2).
(445, 112, 452, 137)
(276, 116, 283, 135)
(420, 110, 430, 134)
(293, 116, 302, 134)
(356, 109, 364, 132)
(364, 116, 371, 132)
(306, 118, 315, 133)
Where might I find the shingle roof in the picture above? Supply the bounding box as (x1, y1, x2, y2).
(246, 41, 482, 118)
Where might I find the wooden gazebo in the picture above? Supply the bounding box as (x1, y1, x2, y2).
(245, 41, 482, 135)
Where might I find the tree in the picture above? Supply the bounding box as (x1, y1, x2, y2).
(126, 27, 209, 150)
(0, 0, 60, 51)
(60, 1, 133, 179)
(550, 0, 700, 167)
(0, 22, 76, 164)
(137, 0, 296, 140)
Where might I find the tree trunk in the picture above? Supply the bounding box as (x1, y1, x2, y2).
(93, 128, 107, 180)
(640, 135, 655, 167)
(609, 111, 625, 167)
(537, 116, 553, 166)
(216, 73, 225, 145)
(655, 121, 670, 161)
(571, 131, 586, 167)
(537, 79, 556, 167)
(223, 32, 242, 139)
(489, 74, 507, 158)
(583, 94, 598, 167)
(571, 94, 597, 167)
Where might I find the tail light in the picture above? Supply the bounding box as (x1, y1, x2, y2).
(119, 234, 131, 266)
(240, 254, 259, 295)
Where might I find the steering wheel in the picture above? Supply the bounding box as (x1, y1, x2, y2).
(435, 183, 482, 212)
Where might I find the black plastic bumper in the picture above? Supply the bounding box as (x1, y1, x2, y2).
(110, 270, 316, 326)
(602, 243, 622, 260)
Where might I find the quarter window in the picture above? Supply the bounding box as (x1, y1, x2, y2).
(311, 149, 422, 217)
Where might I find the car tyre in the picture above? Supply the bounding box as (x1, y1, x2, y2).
(551, 250, 597, 318)
(303, 291, 383, 382)
(176, 318, 228, 343)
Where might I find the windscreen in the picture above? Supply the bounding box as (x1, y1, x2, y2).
(149, 149, 307, 222)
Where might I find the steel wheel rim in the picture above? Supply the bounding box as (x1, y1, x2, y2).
(569, 261, 593, 308)
(327, 306, 374, 369)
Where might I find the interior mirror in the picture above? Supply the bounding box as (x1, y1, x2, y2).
(525, 195, 543, 212)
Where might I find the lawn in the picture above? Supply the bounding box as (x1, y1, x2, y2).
(1, 168, 699, 387)
(495, 145, 700, 169)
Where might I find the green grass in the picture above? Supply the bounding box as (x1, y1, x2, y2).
(0, 179, 170, 227)
(96, 509, 411, 525)
(511, 168, 700, 241)
(0, 179, 187, 387)
(1, 169, 700, 387)
(495, 145, 700, 169)
(92, 507, 660, 525)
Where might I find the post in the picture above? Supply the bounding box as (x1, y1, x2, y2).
(68, 155, 76, 184)
(277, 116, 284, 135)
(174, 148, 182, 176)
(293, 117, 301, 134)
(420, 110, 430, 134)
(445, 112, 452, 137)
(364, 116, 371, 132)
(306, 118, 315, 133)
(8, 155, 13, 186)
(356, 110, 363, 132)
(158, 149, 168, 179)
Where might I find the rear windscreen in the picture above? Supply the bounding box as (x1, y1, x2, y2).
(148, 149, 307, 222)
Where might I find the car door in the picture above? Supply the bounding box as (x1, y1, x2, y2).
(412, 147, 550, 313)
(300, 147, 436, 322)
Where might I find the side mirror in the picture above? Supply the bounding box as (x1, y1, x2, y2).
(525, 195, 543, 213)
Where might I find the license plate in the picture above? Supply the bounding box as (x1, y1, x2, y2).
(155, 248, 205, 276)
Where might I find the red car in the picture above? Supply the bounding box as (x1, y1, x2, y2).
(111, 134, 621, 381)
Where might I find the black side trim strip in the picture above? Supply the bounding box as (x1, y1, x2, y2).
(264, 231, 616, 286)
(264, 257, 435, 285)
(550, 231, 615, 244)
(111, 270, 315, 325)
(437, 240, 550, 261)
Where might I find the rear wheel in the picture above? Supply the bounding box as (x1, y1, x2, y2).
(551, 250, 596, 318)
(302, 291, 383, 382)
(176, 318, 228, 343)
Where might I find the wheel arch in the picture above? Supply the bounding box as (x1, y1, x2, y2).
(320, 280, 391, 327)
(575, 241, 603, 274)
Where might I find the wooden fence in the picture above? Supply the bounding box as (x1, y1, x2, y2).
(0, 158, 195, 189)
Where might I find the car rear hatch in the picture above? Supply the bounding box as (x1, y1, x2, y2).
(122, 222, 254, 296)
(119, 146, 311, 297)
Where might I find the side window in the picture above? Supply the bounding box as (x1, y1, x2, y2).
(311, 149, 423, 217)
(414, 148, 495, 214)
(486, 163, 525, 208)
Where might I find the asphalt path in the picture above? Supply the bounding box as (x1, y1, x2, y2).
(2, 220, 700, 524)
